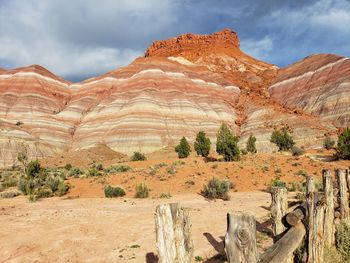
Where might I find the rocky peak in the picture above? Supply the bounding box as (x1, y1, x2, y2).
(145, 28, 240, 57)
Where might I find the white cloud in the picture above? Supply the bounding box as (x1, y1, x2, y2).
(241, 36, 273, 60)
(264, 0, 350, 36)
(0, 0, 179, 80)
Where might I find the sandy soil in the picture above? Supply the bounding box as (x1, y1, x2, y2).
(65, 151, 349, 198)
(0, 192, 272, 263)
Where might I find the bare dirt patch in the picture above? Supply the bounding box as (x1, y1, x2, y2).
(0, 193, 271, 262)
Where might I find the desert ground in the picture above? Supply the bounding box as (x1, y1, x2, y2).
(1, 192, 271, 263)
(1, 149, 349, 262)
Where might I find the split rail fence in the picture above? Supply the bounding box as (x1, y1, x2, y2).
(153, 168, 350, 263)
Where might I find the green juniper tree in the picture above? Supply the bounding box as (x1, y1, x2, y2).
(194, 131, 211, 157)
(270, 127, 295, 151)
(246, 134, 257, 154)
(216, 123, 240, 161)
(336, 128, 350, 160)
(175, 136, 191, 158)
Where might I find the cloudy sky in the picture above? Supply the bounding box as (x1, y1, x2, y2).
(0, 0, 349, 81)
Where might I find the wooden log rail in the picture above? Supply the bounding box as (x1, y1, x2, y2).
(153, 168, 350, 263)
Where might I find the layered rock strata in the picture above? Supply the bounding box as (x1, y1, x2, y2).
(269, 54, 350, 127)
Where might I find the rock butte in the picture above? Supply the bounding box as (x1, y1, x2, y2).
(0, 29, 348, 166)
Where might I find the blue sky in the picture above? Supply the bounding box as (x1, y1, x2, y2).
(0, 0, 349, 81)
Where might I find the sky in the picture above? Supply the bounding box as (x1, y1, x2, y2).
(0, 0, 349, 81)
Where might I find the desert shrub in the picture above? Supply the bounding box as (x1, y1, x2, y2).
(17, 147, 28, 172)
(36, 187, 53, 198)
(201, 177, 233, 200)
(261, 165, 269, 172)
(87, 168, 102, 177)
(57, 181, 69, 196)
(131, 152, 146, 161)
(159, 192, 172, 199)
(26, 160, 42, 178)
(270, 127, 295, 151)
(90, 163, 103, 171)
(195, 256, 204, 262)
(45, 176, 60, 192)
(104, 185, 126, 198)
(154, 162, 167, 169)
(0, 184, 4, 192)
(17, 161, 69, 199)
(295, 169, 308, 177)
(69, 167, 83, 177)
(335, 221, 350, 261)
(0, 189, 20, 198)
(216, 123, 240, 161)
(175, 136, 191, 159)
(291, 146, 305, 156)
(324, 135, 335, 150)
(105, 165, 131, 174)
(64, 163, 72, 171)
(194, 131, 211, 157)
(336, 128, 350, 160)
(1, 177, 17, 188)
(135, 183, 149, 198)
(289, 182, 304, 192)
(270, 177, 286, 188)
(246, 135, 257, 154)
(167, 165, 177, 175)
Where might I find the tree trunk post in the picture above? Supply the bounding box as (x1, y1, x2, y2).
(346, 168, 350, 202)
(306, 191, 327, 263)
(270, 187, 288, 242)
(336, 169, 349, 221)
(306, 176, 315, 194)
(155, 203, 193, 263)
(322, 169, 335, 246)
(225, 212, 258, 263)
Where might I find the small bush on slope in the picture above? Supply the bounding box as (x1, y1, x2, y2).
(104, 185, 126, 198)
(201, 177, 234, 201)
(135, 183, 149, 198)
(131, 152, 146, 161)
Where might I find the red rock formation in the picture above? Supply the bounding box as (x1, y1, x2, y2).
(145, 28, 240, 57)
(145, 28, 278, 94)
(0, 29, 346, 166)
(269, 54, 350, 127)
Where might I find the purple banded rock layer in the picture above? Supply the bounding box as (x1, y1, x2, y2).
(269, 54, 350, 127)
(0, 58, 239, 166)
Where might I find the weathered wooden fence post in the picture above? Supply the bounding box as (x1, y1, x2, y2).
(306, 175, 328, 263)
(270, 187, 288, 242)
(306, 176, 315, 194)
(336, 169, 349, 221)
(322, 169, 335, 246)
(225, 212, 258, 263)
(155, 203, 193, 263)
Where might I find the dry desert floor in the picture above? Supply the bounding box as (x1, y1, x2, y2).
(1, 192, 272, 263)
